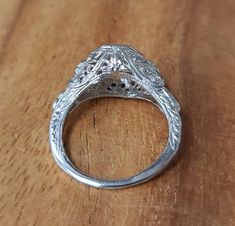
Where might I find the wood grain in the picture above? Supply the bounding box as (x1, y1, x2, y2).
(0, 0, 235, 225)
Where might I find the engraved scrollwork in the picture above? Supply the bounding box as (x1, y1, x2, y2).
(155, 87, 181, 150)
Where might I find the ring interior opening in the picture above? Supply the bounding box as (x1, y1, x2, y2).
(63, 95, 168, 180)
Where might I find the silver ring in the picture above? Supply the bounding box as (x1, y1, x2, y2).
(49, 45, 182, 189)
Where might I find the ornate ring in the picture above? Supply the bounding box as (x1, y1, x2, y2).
(49, 45, 182, 189)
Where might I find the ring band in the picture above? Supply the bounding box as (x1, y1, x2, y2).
(49, 45, 182, 189)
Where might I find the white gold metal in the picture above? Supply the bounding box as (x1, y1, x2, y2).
(49, 45, 182, 189)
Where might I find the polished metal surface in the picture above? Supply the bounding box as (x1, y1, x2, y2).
(49, 45, 182, 189)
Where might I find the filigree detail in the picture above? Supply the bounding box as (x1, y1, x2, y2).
(67, 45, 164, 90)
(125, 48, 164, 86)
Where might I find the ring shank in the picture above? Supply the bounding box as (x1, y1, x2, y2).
(49, 84, 181, 189)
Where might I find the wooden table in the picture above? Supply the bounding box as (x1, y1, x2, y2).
(0, 0, 234, 225)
